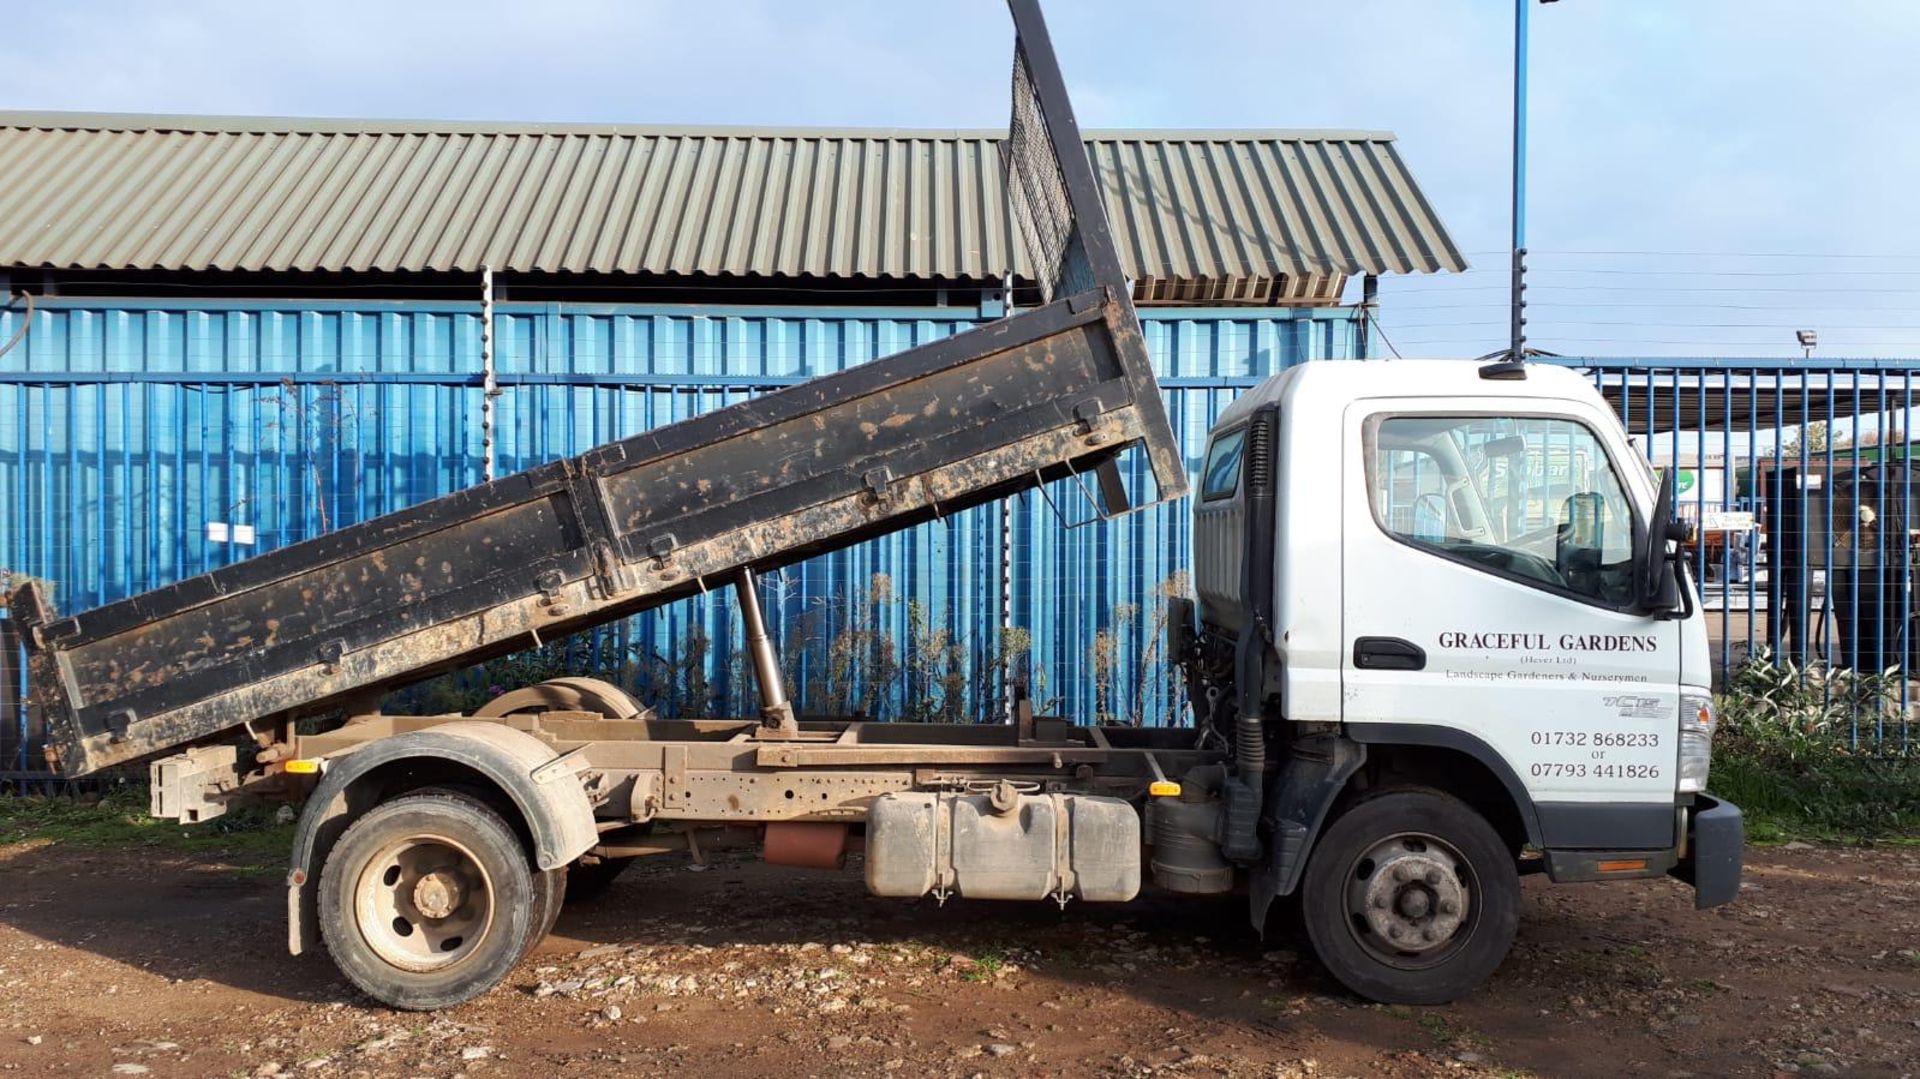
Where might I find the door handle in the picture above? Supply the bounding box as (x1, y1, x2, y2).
(1353, 636, 1426, 671)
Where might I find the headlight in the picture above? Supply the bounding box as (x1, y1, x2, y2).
(1677, 692, 1716, 793)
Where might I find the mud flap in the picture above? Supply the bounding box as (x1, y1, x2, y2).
(1248, 735, 1366, 931)
(1669, 794, 1744, 910)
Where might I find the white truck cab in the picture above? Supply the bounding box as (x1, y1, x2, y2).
(1175, 358, 1741, 1004)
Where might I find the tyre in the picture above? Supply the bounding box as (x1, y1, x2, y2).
(318, 790, 541, 1010)
(1299, 787, 1520, 1005)
(563, 856, 634, 902)
(533, 866, 568, 940)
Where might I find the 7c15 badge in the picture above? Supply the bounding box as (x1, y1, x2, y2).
(1604, 694, 1668, 720)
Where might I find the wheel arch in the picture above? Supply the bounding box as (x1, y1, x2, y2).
(1343, 724, 1543, 853)
(286, 722, 597, 955)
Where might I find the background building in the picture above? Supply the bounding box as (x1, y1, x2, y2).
(0, 112, 1463, 745)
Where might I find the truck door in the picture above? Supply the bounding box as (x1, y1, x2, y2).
(1340, 400, 1680, 848)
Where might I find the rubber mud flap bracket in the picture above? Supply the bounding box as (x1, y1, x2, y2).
(316, 639, 347, 672)
(646, 535, 678, 568)
(1071, 399, 1106, 434)
(534, 568, 569, 614)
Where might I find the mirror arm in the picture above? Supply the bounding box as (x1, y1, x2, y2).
(1667, 520, 1695, 620)
(1654, 550, 1695, 622)
(1674, 556, 1695, 620)
(1638, 467, 1681, 615)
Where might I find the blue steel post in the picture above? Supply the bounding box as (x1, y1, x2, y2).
(1850, 372, 1864, 749)
(1799, 370, 1812, 674)
(1698, 375, 1707, 642)
(1508, 0, 1531, 363)
(4, 598, 15, 772)
(1905, 371, 1914, 747)
(117, 382, 130, 608)
(224, 381, 240, 573)
(1812, 368, 1827, 679)
(1771, 370, 1784, 659)
(1770, 370, 1784, 658)
(1743, 367, 1756, 660)
(1865, 374, 1884, 746)
(1720, 366, 1733, 672)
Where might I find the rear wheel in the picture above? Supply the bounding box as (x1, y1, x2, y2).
(318, 791, 541, 1009)
(1299, 787, 1519, 1005)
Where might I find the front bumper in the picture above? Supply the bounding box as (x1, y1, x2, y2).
(1668, 793, 1743, 909)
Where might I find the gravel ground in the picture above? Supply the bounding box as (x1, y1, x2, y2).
(0, 837, 1916, 1078)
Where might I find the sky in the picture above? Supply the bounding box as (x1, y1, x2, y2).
(6, 1, 1920, 360)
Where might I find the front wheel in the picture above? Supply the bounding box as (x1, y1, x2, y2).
(318, 791, 542, 1010)
(1299, 788, 1519, 1005)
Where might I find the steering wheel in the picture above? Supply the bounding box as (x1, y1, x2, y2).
(1451, 543, 1567, 588)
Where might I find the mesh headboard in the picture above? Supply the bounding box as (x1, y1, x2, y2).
(995, 0, 1185, 507)
(1003, 45, 1098, 304)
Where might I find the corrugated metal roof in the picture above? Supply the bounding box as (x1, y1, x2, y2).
(0, 112, 1466, 303)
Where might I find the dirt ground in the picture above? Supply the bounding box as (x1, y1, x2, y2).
(0, 840, 1915, 1079)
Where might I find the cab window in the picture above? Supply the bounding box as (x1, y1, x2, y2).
(1369, 415, 1638, 607)
(1201, 428, 1246, 501)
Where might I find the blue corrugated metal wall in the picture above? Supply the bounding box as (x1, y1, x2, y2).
(0, 298, 1360, 729)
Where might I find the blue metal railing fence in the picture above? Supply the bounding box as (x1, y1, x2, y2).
(1566, 356, 1919, 754)
(3, 309, 1916, 769)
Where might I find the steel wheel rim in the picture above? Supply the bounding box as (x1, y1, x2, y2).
(353, 833, 495, 973)
(1341, 830, 1479, 971)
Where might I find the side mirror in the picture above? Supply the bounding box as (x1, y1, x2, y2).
(1638, 469, 1688, 615)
